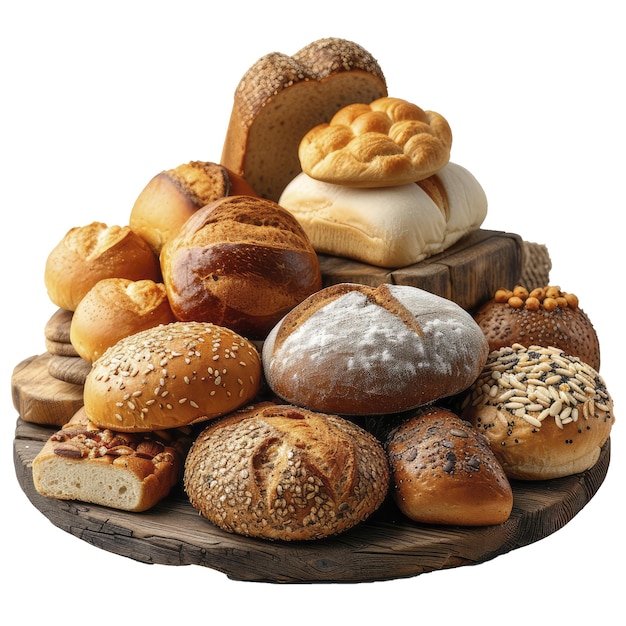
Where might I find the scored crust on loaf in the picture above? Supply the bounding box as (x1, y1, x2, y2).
(32, 409, 192, 512)
(460, 344, 615, 480)
(262, 283, 489, 415)
(384, 406, 513, 526)
(298, 97, 452, 187)
(278, 162, 487, 268)
(184, 402, 390, 541)
(221, 37, 388, 201)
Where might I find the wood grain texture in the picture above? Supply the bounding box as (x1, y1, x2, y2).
(13, 416, 610, 584)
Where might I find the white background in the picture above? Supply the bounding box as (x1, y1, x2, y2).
(1, 1, 622, 623)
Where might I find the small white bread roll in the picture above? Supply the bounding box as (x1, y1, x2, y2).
(262, 283, 489, 415)
(32, 408, 192, 512)
(278, 162, 487, 268)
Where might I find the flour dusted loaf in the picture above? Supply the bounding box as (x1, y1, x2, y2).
(460, 344, 615, 480)
(262, 283, 489, 415)
(129, 161, 256, 255)
(32, 408, 192, 512)
(474, 285, 601, 371)
(44, 222, 161, 311)
(221, 37, 388, 201)
(160, 195, 322, 339)
(279, 161, 487, 268)
(83, 321, 262, 432)
(383, 406, 513, 526)
(184, 402, 390, 541)
(70, 278, 176, 363)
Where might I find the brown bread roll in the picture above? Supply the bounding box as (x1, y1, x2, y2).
(473, 285, 601, 371)
(129, 161, 256, 255)
(184, 402, 390, 541)
(460, 344, 615, 480)
(383, 406, 513, 526)
(262, 283, 489, 415)
(32, 408, 192, 512)
(83, 321, 262, 432)
(221, 37, 388, 201)
(44, 222, 161, 311)
(160, 195, 322, 339)
(70, 278, 177, 363)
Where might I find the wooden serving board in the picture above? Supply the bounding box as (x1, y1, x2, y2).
(13, 416, 610, 583)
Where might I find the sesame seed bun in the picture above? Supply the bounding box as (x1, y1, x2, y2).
(83, 321, 262, 432)
(184, 402, 390, 541)
(460, 344, 615, 480)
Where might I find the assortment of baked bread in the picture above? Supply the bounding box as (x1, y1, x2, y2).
(29, 37, 614, 542)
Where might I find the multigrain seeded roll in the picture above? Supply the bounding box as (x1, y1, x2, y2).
(460, 344, 615, 480)
(83, 321, 262, 432)
(383, 406, 513, 526)
(184, 402, 390, 541)
(474, 285, 601, 371)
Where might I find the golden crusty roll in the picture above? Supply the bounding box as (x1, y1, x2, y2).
(460, 344, 615, 480)
(299, 97, 452, 187)
(221, 37, 388, 201)
(129, 161, 256, 255)
(32, 408, 192, 512)
(473, 285, 601, 371)
(262, 283, 489, 415)
(70, 278, 177, 363)
(184, 402, 390, 541)
(44, 222, 161, 311)
(160, 195, 322, 339)
(383, 406, 513, 526)
(83, 321, 262, 432)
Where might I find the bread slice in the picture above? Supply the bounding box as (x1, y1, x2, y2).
(220, 37, 388, 202)
(32, 408, 192, 512)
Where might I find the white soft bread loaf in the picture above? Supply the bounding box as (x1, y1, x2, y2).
(184, 402, 390, 541)
(262, 283, 490, 415)
(383, 406, 513, 526)
(278, 162, 487, 268)
(221, 37, 388, 202)
(83, 321, 262, 432)
(460, 344, 615, 480)
(32, 408, 192, 512)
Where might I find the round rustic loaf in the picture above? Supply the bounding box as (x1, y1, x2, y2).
(262, 283, 490, 415)
(183, 402, 390, 541)
(83, 321, 262, 432)
(383, 405, 513, 526)
(160, 195, 322, 339)
(129, 161, 256, 255)
(44, 222, 161, 312)
(460, 344, 615, 480)
(474, 285, 601, 371)
(70, 278, 177, 363)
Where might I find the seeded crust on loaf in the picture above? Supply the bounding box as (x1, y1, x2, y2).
(383, 406, 513, 526)
(183, 402, 390, 541)
(262, 283, 490, 415)
(32, 408, 193, 512)
(460, 344, 614, 480)
(220, 37, 388, 201)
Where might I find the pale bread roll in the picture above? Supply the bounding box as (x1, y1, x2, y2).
(279, 162, 487, 268)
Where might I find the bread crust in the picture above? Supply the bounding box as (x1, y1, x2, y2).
(183, 402, 390, 541)
(44, 222, 161, 311)
(384, 406, 513, 526)
(83, 321, 262, 431)
(32, 408, 192, 512)
(160, 195, 322, 339)
(70, 278, 176, 363)
(460, 344, 614, 480)
(262, 283, 489, 415)
(221, 37, 388, 201)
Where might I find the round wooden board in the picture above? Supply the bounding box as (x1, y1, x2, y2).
(14, 416, 611, 584)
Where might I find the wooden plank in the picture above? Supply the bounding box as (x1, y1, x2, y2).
(13, 416, 611, 583)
